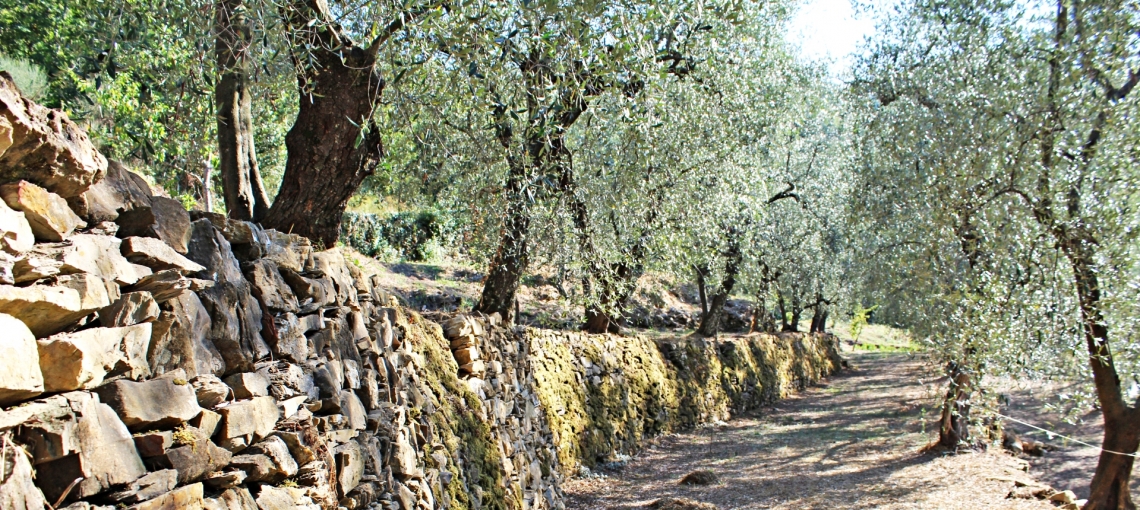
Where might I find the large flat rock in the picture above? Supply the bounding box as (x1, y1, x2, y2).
(67, 159, 152, 224)
(127, 269, 191, 303)
(116, 196, 192, 254)
(105, 469, 178, 505)
(93, 370, 201, 431)
(0, 73, 107, 199)
(0, 313, 43, 405)
(125, 482, 203, 510)
(20, 233, 141, 285)
(121, 236, 205, 273)
(0, 180, 85, 241)
(215, 395, 279, 448)
(99, 291, 160, 327)
(335, 439, 364, 495)
(3, 391, 146, 503)
(0, 273, 117, 337)
(37, 323, 152, 391)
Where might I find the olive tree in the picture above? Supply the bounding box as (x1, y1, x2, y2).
(853, 0, 1140, 505)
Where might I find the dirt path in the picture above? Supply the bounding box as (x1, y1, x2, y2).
(564, 352, 1057, 510)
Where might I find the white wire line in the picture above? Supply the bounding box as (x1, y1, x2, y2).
(982, 406, 1139, 458)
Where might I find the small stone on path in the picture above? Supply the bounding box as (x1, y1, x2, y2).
(648, 497, 718, 510)
(679, 470, 719, 486)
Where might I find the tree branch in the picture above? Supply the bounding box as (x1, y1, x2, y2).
(367, 1, 445, 56)
(766, 181, 801, 205)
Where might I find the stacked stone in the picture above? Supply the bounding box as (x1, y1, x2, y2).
(438, 314, 565, 510)
(0, 73, 576, 510)
(440, 315, 486, 378)
(520, 328, 844, 475)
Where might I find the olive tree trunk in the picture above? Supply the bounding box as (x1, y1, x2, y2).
(476, 156, 531, 322)
(938, 360, 973, 449)
(1064, 241, 1139, 510)
(697, 234, 742, 336)
(1033, 31, 1140, 501)
(476, 68, 596, 321)
(262, 0, 435, 246)
(809, 304, 828, 333)
(215, 0, 270, 221)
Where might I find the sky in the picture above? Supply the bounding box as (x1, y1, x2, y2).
(787, 0, 879, 77)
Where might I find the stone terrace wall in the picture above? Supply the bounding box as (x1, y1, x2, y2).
(0, 73, 841, 510)
(443, 322, 843, 476)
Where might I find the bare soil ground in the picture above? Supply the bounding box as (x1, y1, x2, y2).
(564, 352, 1057, 510)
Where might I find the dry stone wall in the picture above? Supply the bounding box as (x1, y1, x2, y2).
(0, 72, 842, 510)
(439, 319, 843, 476)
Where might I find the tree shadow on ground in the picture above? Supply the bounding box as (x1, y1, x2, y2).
(564, 352, 1050, 510)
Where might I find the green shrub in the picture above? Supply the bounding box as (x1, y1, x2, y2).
(0, 55, 47, 99)
(850, 304, 879, 342)
(341, 209, 451, 262)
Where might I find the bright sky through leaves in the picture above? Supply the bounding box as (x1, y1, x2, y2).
(787, 0, 877, 76)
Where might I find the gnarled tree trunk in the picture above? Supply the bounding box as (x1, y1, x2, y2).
(751, 292, 779, 333)
(1030, 8, 1140, 504)
(697, 234, 742, 336)
(779, 291, 803, 332)
(1087, 411, 1139, 510)
(809, 304, 828, 333)
(476, 66, 597, 321)
(1064, 241, 1139, 510)
(263, 0, 434, 246)
(261, 12, 382, 245)
(938, 360, 973, 449)
(265, 63, 381, 244)
(215, 0, 270, 221)
(583, 260, 641, 334)
(476, 157, 531, 322)
(577, 193, 659, 334)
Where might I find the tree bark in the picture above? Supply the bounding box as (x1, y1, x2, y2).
(476, 156, 530, 322)
(778, 291, 789, 331)
(263, 0, 437, 246)
(781, 292, 802, 332)
(583, 304, 610, 334)
(787, 303, 802, 332)
(1033, 5, 1140, 502)
(582, 272, 616, 335)
(1086, 410, 1139, 510)
(809, 304, 828, 333)
(261, 1, 382, 246)
(475, 55, 599, 322)
(582, 260, 640, 334)
(1064, 241, 1139, 510)
(754, 297, 778, 333)
(697, 235, 742, 336)
(938, 360, 973, 449)
(695, 264, 709, 317)
(215, 0, 270, 221)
